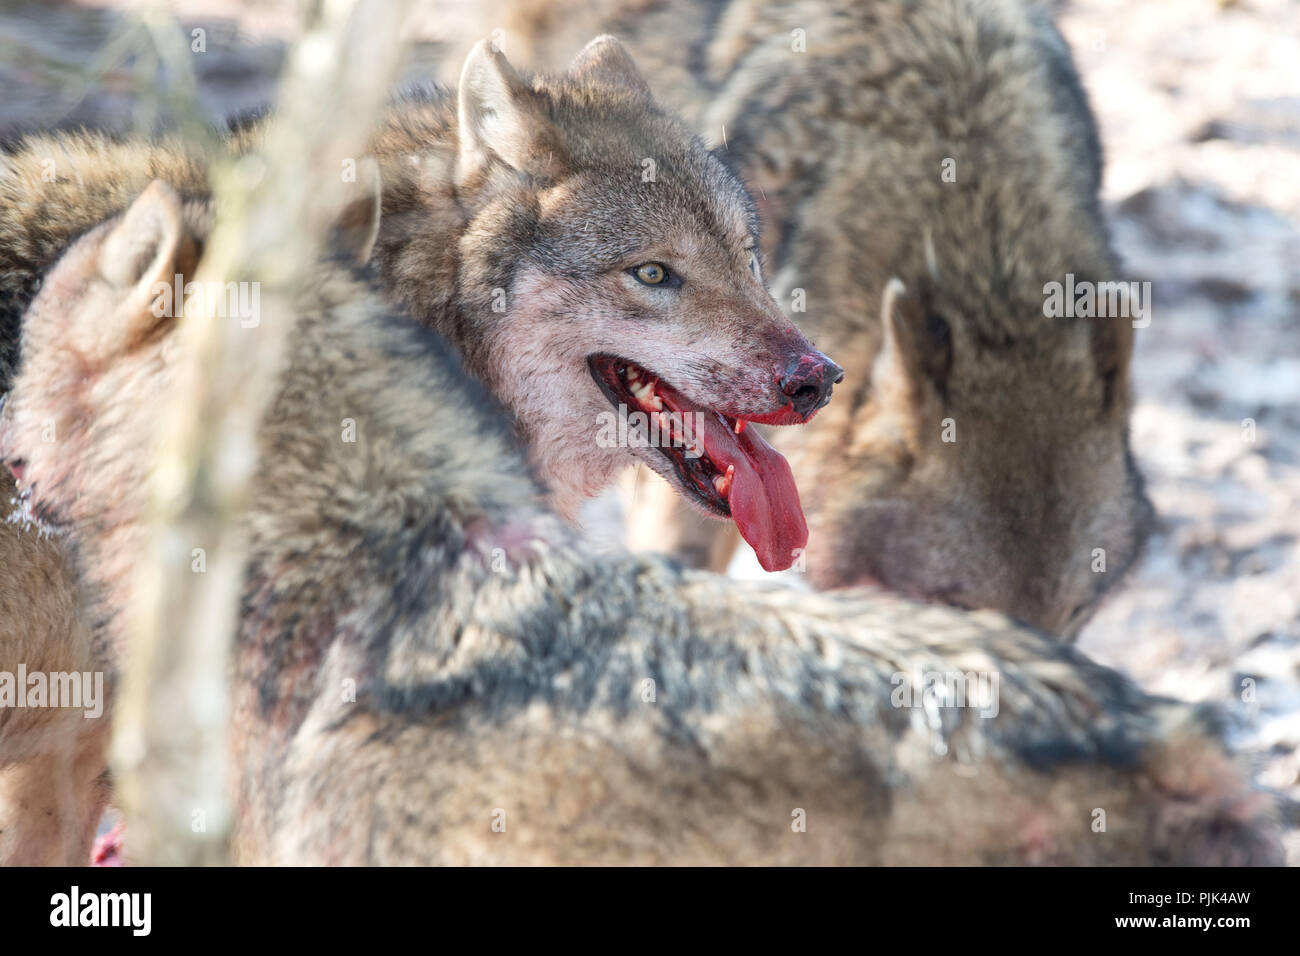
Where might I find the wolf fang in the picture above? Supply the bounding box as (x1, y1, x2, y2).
(49, 886, 151, 936)
(595, 405, 705, 459)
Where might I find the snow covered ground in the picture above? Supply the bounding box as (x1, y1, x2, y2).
(1058, 0, 1300, 862)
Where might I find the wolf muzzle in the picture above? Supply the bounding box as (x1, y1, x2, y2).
(779, 352, 844, 419)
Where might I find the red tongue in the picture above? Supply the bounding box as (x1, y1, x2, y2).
(694, 412, 808, 572)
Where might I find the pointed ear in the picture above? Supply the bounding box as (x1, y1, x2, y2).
(331, 156, 382, 265)
(99, 180, 197, 345)
(874, 277, 952, 406)
(569, 35, 650, 97)
(456, 39, 566, 187)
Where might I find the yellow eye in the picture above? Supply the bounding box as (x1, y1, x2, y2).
(634, 262, 668, 285)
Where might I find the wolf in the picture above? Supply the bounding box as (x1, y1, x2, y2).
(0, 179, 1279, 865)
(0, 474, 111, 865)
(451, 0, 1155, 636)
(0, 36, 840, 573)
(0, 36, 834, 857)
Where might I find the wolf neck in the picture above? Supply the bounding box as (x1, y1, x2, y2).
(367, 95, 597, 518)
(367, 91, 466, 332)
(273, 277, 558, 547)
(237, 289, 574, 715)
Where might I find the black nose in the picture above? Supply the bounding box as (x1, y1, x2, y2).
(779, 352, 844, 419)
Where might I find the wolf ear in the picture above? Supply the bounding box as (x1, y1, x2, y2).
(99, 180, 197, 346)
(457, 39, 566, 187)
(569, 35, 650, 97)
(331, 155, 382, 266)
(874, 277, 953, 407)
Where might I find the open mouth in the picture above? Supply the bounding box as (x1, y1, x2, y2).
(588, 354, 808, 572)
(589, 357, 732, 516)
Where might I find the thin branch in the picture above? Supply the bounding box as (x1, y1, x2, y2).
(111, 0, 413, 866)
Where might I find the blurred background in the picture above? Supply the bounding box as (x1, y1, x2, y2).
(2, 0, 1297, 860)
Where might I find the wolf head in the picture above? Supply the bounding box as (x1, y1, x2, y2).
(801, 273, 1154, 638)
(414, 37, 842, 571)
(0, 182, 211, 605)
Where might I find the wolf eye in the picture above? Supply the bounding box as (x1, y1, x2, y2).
(746, 249, 760, 277)
(630, 262, 675, 287)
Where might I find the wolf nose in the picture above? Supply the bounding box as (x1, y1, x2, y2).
(779, 353, 843, 419)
